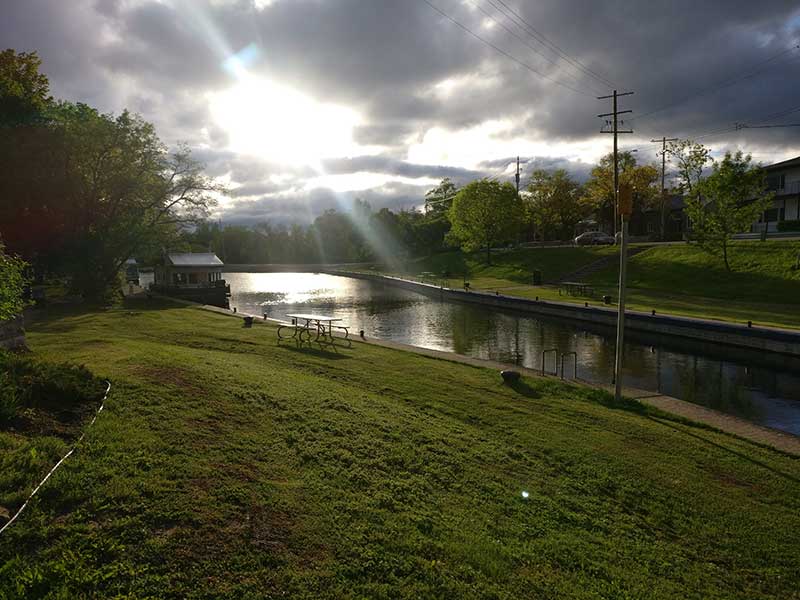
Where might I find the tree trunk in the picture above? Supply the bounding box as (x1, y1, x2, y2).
(722, 240, 731, 272)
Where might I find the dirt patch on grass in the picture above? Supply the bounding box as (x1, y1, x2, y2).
(130, 365, 203, 394)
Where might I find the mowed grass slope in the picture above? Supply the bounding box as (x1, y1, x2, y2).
(399, 241, 800, 328)
(408, 246, 617, 285)
(1, 301, 799, 598)
(586, 241, 800, 328)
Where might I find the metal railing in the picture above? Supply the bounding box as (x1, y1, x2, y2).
(541, 348, 558, 376)
(560, 352, 578, 380)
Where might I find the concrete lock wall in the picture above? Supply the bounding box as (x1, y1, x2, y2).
(0, 315, 26, 351)
(331, 271, 800, 358)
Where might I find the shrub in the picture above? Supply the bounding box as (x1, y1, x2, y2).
(777, 220, 800, 232)
(0, 351, 105, 425)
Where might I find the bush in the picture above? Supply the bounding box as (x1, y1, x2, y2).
(0, 350, 105, 425)
(777, 220, 800, 232)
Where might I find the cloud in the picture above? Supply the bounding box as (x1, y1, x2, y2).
(2, 0, 799, 225)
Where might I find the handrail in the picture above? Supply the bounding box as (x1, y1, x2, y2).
(561, 351, 578, 380)
(541, 348, 559, 376)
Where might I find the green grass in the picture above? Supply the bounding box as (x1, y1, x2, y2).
(405, 246, 618, 284)
(388, 242, 800, 329)
(1, 300, 799, 598)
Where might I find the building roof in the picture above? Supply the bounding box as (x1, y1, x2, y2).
(166, 253, 224, 267)
(765, 156, 800, 171)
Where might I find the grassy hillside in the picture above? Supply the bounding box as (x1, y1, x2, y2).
(0, 300, 798, 598)
(387, 241, 800, 329)
(406, 245, 617, 284)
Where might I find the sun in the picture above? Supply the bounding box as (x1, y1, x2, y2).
(208, 74, 362, 167)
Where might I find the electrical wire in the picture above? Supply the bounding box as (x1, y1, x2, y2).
(419, 0, 594, 96)
(634, 43, 800, 123)
(487, 0, 617, 89)
(461, 0, 604, 95)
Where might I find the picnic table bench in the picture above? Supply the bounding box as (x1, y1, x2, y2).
(277, 313, 350, 343)
(559, 281, 593, 297)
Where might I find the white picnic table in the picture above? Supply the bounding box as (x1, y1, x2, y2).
(278, 313, 349, 343)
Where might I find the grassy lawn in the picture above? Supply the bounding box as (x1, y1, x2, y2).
(405, 246, 618, 284)
(389, 242, 800, 329)
(0, 300, 799, 598)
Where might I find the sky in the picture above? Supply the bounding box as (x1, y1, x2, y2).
(3, 0, 800, 224)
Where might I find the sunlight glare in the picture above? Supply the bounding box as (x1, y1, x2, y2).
(208, 75, 362, 166)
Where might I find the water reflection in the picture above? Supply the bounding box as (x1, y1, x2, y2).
(222, 272, 800, 435)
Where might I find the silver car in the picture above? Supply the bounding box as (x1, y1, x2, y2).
(574, 231, 615, 246)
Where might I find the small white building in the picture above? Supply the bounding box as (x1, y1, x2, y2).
(752, 156, 800, 233)
(153, 253, 230, 307)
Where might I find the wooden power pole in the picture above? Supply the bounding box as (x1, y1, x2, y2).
(598, 91, 633, 237)
(652, 136, 678, 240)
(598, 90, 634, 401)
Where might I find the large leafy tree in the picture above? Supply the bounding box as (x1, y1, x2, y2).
(0, 102, 221, 300)
(582, 152, 659, 231)
(448, 179, 522, 264)
(525, 169, 588, 241)
(424, 177, 458, 217)
(667, 139, 712, 196)
(0, 49, 51, 126)
(686, 151, 772, 271)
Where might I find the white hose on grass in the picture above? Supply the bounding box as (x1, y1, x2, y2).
(0, 380, 111, 536)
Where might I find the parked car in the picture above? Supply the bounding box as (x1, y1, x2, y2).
(574, 231, 615, 246)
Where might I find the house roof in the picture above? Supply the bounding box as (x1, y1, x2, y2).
(166, 253, 224, 267)
(765, 156, 800, 171)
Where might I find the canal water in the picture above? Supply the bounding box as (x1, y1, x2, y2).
(220, 272, 800, 435)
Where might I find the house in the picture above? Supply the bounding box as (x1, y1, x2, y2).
(751, 156, 800, 233)
(152, 252, 230, 308)
(638, 194, 690, 240)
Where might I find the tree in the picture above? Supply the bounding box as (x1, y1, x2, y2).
(685, 151, 772, 271)
(582, 151, 659, 231)
(424, 178, 458, 217)
(0, 241, 29, 321)
(447, 179, 522, 264)
(0, 102, 222, 301)
(524, 169, 588, 241)
(0, 49, 51, 126)
(667, 139, 712, 196)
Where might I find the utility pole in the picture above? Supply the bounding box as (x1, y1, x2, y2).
(598, 90, 634, 402)
(515, 156, 520, 196)
(598, 91, 633, 237)
(652, 136, 678, 241)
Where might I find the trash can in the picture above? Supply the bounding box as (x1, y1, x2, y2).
(532, 270, 542, 286)
(243, 316, 254, 328)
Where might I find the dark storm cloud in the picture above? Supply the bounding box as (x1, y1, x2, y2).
(2, 0, 799, 224)
(320, 156, 483, 181)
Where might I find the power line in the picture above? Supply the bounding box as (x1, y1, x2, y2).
(460, 0, 603, 94)
(419, 0, 593, 96)
(488, 0, 617, 89)
(634, 43, 800, 123)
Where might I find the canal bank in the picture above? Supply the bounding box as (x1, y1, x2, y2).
(196, 300, 800, 455)
(331, 270, 800, 358)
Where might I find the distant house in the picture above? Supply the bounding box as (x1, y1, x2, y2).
(751, 156, 800, 233)
(638, 194, 690, 241)
(152, 253, 230, 308)
(124, 258, 139, 284)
